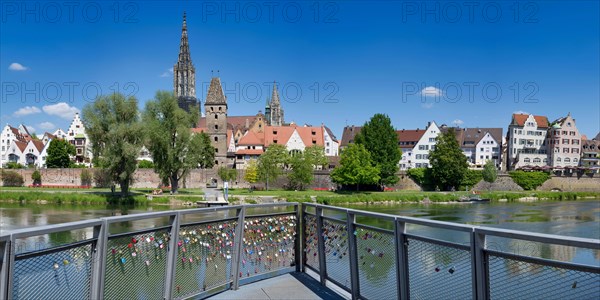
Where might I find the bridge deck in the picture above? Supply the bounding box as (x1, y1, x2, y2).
(207, 272, 346, 300)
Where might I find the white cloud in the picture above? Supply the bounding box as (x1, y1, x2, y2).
(8, 62, 28, 71)
(452, 119, 464, 126)
(38, 122, 55, 130)
(42, 102, 80, 120)
(13, 106, 41, 117)
(160, 67, 174, 77)
(421, 86, 442, 97)
(513, 110, 529, 115)
(421, 103, 434, 109)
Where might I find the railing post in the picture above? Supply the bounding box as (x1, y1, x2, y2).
(346, 212, 360, 300)
(294, 204, 302, 272)
(395, 219, 410, 300)
(91, 220, 108, 300)
(164, 212, 181, 300)
(231, 206, 246, 290)
(315, 206, 327, 285)
(0, 238, 10, 300)
(5, 235, 15, 300)
(471, 229, 489, 300)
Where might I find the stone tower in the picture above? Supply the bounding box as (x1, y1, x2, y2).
(173, 12, 198, 114)
(268, 82, 284, 126)
(205, 77, 228, 166)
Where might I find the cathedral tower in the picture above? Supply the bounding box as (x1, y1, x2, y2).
(205, 77, 228, 166)
(268, 82, 284, 126)
(173, 12, 198, 114)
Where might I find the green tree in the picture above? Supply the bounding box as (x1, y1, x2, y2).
(355, 114, 402, 187)
(196, 131, 216, 169)
(429, 129, 468, 191)
(482, 160, 498, 190)
(330, 143, 380, 191)
(509, 171, 549, 190)
(218, 166, 237, 183)
(80, 169, 92, 186)
(257, 144, 289, 190)
(304, 145, 328, 169)
(287, 151, 314, 190)
(244, 159, 259, 185)
(31, 170, 42, 185)
(143, 91, 213, 194)
(46, 139, 76, 168)
(82, 93, 143, 197)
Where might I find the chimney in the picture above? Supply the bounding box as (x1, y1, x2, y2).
(245, 118, 250, 128)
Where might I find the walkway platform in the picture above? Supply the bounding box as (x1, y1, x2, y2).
(207, 272, 346, 300)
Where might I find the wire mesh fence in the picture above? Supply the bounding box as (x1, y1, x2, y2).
(12, 242, 93, 300)
(240, 215, 297, 279)
(322, 219, 351, 290)
(488, 254, 600, 299)
(172, 220, 237, 299)
(355, 226, 398, 300)
(407, 237, 472, 300)
(304, 214, 319, 271)
(103, 229, 170, 300)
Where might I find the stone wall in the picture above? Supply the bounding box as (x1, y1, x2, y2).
(3, 168, 598, 192)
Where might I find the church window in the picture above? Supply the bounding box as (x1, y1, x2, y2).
(211, 107, 214, 111)
(214, 137, 218, 142)
(215, 148, 218, 153)
(215, 115, 218, 119)
(215, 125, 218, 130)
(219, 107, 222, 111)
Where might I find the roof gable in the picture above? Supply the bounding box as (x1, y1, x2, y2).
(511, 114, 549, 128)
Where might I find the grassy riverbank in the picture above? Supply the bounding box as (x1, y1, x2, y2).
(1, 187, 598, 206)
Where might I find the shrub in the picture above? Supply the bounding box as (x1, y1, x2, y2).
(93, 168, 112, 188)
(509, 171, 550, 190)
(81, 169, 93, 186)
(5, 162, 24, 169)
(2, 170, 24, 187)
(138, 160, 154, 169)
(459, 170, 483, 190)
(31, 170, 42, 185)
(406, 168, 434, 190)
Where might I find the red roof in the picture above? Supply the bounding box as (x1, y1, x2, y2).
(31, 140, 45, 152)
(397, 129, 426, 143)
(238, 130, 264, 145)
(14, 140, 27, 152)
(511, 114, 549, 128)
(235, 149, 264, 155)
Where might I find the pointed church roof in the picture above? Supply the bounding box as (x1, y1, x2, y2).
(271, 82, 280, 105)
(177, 12, 193, 66)
(205, 77, 227, 105)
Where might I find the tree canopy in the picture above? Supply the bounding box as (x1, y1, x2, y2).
(82, 93, 143, 197)
(429, 129, 468, 191)
(355, 113, 401, 186)
(143, 91, 214, 193)
(330, 143, 380, 190)
(257, 144, 289, 190)
(482, 160, 498, 184)
(46, 139, 75, 168)
(244, 159, 259, 184)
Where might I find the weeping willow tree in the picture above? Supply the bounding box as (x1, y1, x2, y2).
(82, 93, 143, 197)
(143, 91, 214, 194)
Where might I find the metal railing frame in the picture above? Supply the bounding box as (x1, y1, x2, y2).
(302, 203, 600, 300)
(0, 202, 598, 300)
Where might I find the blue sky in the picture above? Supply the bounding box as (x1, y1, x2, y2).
(1, 0, 599, 138)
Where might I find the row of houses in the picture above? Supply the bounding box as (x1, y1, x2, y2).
(0, 113, 92, 168)
(341, 113, 600, 173)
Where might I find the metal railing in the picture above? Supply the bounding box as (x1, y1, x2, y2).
(0, 203, 300, 300)
(301, 203, 600, 300)
(1, 202, 599, 300)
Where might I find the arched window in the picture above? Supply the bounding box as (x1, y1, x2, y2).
(524, 158, 531, 163)
(533, 158, 541, 163)
(564, 158, 570, 162)
(214, 137, 218, 142)
(573, 158, 578, 163)
(215, 114, 218, 119)
(214, 125, 218, 130)
(557, 157, 561, 162)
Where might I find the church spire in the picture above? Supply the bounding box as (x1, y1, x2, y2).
(173, 11, 197, 114)
(271, 81, 280, 104)
(178, 11, 192, 65)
